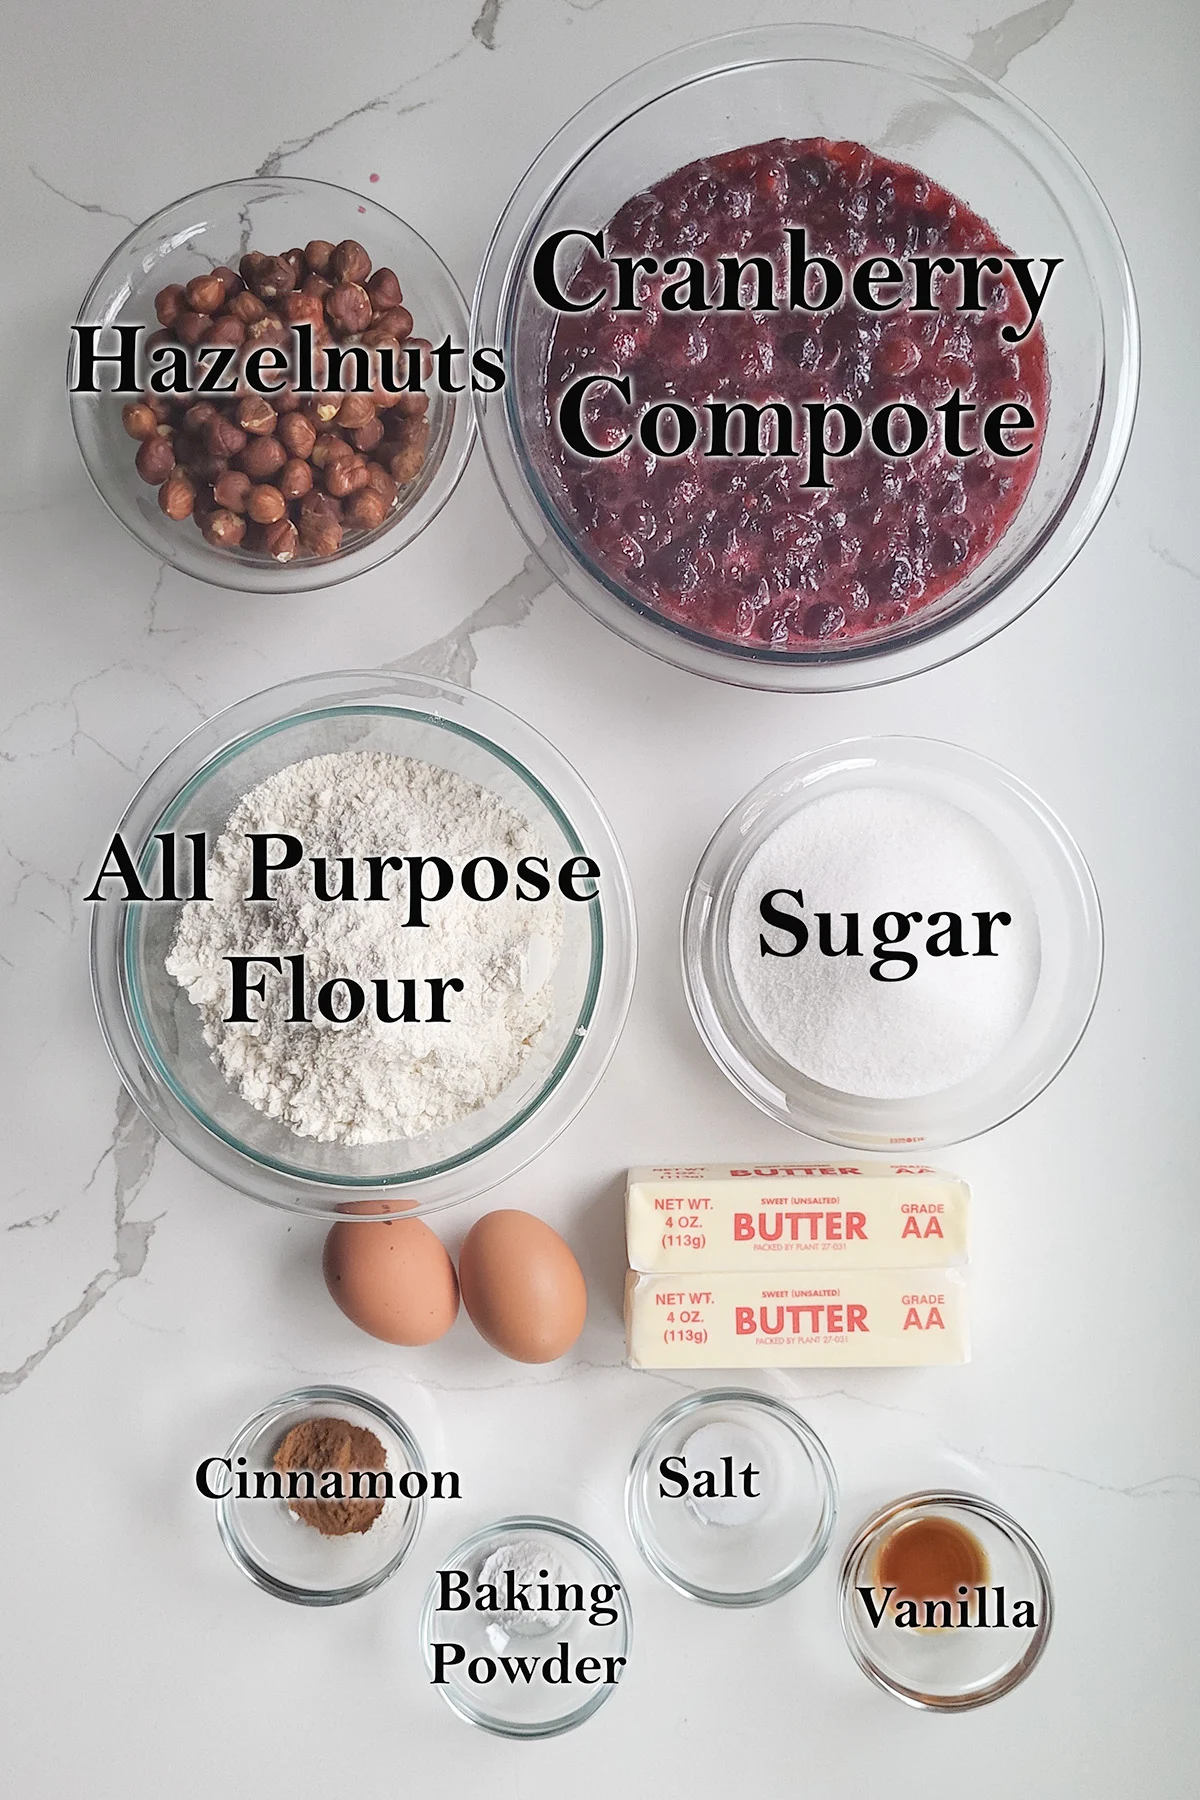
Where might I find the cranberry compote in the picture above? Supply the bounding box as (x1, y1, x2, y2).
(543, 138, 1049, 649)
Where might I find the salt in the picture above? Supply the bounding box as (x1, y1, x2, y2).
(728, 786, 1039, 1100)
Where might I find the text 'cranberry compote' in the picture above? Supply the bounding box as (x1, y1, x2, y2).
(543, 138, 1050, 650)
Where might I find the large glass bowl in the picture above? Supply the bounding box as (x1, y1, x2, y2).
(472, 25, 1138, 690)
(69, 177, 473, 593)
(89, 671, 636, 1218)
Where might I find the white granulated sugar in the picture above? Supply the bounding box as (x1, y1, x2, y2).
(729, 787, 1040, 1100)
(166, 751, 562, 1145)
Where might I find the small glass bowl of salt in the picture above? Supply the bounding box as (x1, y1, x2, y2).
(625, 1390, 838, 1607)
(682, 736, 1102, 1150)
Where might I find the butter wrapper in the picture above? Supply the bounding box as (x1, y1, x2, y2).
(626, 1162, 969, 1273)
(625, 1268, 969, 1368)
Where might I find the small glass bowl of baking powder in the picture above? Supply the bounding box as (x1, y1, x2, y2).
(625, 1389, 838, 1607)
(214, 1385, 427, 1605)
(90, 669, 637, 1218)
(682, 736, 1101, 1149)
(839, 1490, 1054, 1709)
(419, 1516, 633, 1737)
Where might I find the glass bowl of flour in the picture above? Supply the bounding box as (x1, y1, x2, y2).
(682, 737, 1101, 1149)
(90, 671, 636, 1217)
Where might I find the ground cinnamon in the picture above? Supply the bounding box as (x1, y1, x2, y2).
(273, 1415, 388, 1537)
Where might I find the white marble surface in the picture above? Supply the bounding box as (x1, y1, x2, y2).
(2, 0, 1198, 1791)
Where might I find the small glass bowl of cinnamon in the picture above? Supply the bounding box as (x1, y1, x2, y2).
(838, 1490, 1053, 1709)
(214, 1383, 427, 1605)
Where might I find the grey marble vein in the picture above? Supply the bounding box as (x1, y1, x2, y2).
(253, 49, 465, 178)
(0, 1092, 159, 1397)
(6, 1208, 60, 1232)
(473, 0, 504, 50)
(28, 165, 137, 227)
(383, 550, 552, 685)
(967, 0, 1077, 80)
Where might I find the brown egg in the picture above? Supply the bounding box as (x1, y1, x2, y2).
(458, 1209, 587, 1364)
(322, 1210, 458, 1345)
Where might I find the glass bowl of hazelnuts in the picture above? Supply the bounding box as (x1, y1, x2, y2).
(68, 178, 474, 592)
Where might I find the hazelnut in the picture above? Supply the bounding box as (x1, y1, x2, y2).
(336, 393, 376, 431)
(387, 439, 427, 485)
(387, 413, 429, 450)
(190, 453, 230, 486)
(373, 306, 413, 342)
(239, 434, 287, 480)
(144, 327, 173, 357)
(212, 264, 243, 297)
(247, 483, 287, 525)
(282, 291, 326, 330)
(206, 416, 247, 459)
(237, 395, 277, 436)
(259, 517, 299, 562)
(305, 401, 345, 438)
(154, 284, 186, 327)
(363, 462, 398, 505)
(366, 267, 403, 311)
(229, 290, 268, 325)
(277, 412, 317, 458)
(251, 255, 297, 301)
(186, 273, 226, 314)
(140, 391, 174, 423)
(202, 315, 246, 348)
(279, 457, 314, 501)
(325, 455, 370, 498)
(244, 311, 287, 347)
(310, 433, 353, 471)
(200, 507, 246, 549)
(298, 513, 343, 558)
(184, 401, 220, 434)
(393, 390, 430, 420)
(325, 282, 372, 335)
(239, 251, 269, 288)
(282, 248, 307, 284)
(158, 471, 196, 520)
(304, 240, 335, 276)
(344, 486, 389, 532)
(302, 272, 332, 300)
(331, 239, 371, 284)
(273, 385, 303, 414)
(349, 415, 384, 453)
(122, 401, 160, 441)
(299, 486, 342, 521)
(213, 469, 253, 513)
(175, 310, 211, 346)
(135, 436, 176, 484)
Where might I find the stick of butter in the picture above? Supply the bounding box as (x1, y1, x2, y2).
(625, 1269, 969, 1368)
(626, 1163, 969, 1272)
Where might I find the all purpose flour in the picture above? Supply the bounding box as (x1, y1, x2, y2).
(166, 751, 563, 1145)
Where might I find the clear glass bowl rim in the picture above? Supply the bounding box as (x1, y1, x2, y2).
(418, 1512, 633, 1738)
(89, 669, 637, 1219)
(624, 1387, 839, 1607)
(68, 174, 476, 594)
(837, 1487, 1055, 1710)
(470, 22, 1140, 692)
(214, 1383, 428, 1606)
(680, 733, 1103, 1149)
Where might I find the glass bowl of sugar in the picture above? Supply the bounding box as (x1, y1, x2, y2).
(90, 669, 636, 1218)
(682, 736, 1101, 1149)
